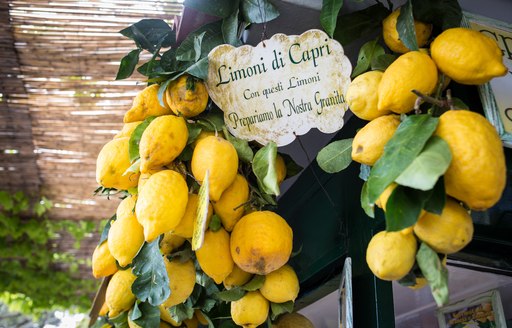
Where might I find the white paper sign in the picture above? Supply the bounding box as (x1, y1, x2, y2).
(205, 29, 352, 146)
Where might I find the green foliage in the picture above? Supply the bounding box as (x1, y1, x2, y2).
(253, 141, 280, 196)
(129, 116, 157, 163)
(0, 191, 98, 317)
(396, 0, 419, 51)
(416, 243, 449, 306)
(316, 138, 353, 173)
(320, 0, 344, 38)
(351, 40, 385, 78)
(333, 3, 390, 45)
(270, 301, 294, 320)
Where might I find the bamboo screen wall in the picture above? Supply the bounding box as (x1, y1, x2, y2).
(0, 0, 183, 222)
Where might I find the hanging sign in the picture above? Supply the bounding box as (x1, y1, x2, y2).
(205, 29, 352, 146)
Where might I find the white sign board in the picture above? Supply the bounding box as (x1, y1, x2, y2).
(205, 29, 352, 146)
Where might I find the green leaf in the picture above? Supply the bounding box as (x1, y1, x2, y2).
(90, 316, 110, 328)
(371, 53, 397, 71)
(224, 128, 254, 163)
(192, 170, 210, 251)
(280, 153, 303, 178)
(241, 275, 265, 291)
(0, 191, 13, 211)
(110, 311, 129, 328)
(385, 185, 430, 231)
(241, 0, 280, 24)
(123, 158, 141, 176)
(222, 4, 242, 46)
(320, 0, 344, 38)
(158, 78, 173, 109)
(176, 21, 224, 61)
(366, 114, 439, 204)
(208, 214, 222, 232)
(416, 243, 449, 306)
(131, 302, 160, 328)
(395, 136, 451, 190)
(397, 271, 418, 287)
(178, 145, 194, 162)
(131, 241, 171, 306)
(197, 110, 225, 132)
(215, 286, 246, 302)
(451, 97, 469, 110)
(412, 0, 462, 30)
(270, 301, 294, 320)
(351, 40, 384, 78)
(186, 122, 203, 145)
(120, 19, 175, 53)
(184, 0, 235, 18)
(169, 303, 195, 322)
(252, 141, 280, 196)
(130, 303, 142, 321)
(333, 3, 390, 45)
(128, 116, 157, 163)
(185, 57, 209, 80)
(194, 32, 206, 62)
(360, 181, 374, 217)
(116, 49, 142, 80)
(396, 0, 419, 52)
(359, 164, 371, 181)
(98, 215, 115, 246)
(137, 59, 164, 78)
(316, 138, 353, 173)
(423, 177, 445, 215)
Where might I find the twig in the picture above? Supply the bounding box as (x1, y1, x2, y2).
(411, 89, 448, 109)
(446, 89, 454, 110)
(414, 97, 422, 114)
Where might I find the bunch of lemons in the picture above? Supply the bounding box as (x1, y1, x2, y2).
(347, 9, 507, 287)
(92, 74, 303, 327)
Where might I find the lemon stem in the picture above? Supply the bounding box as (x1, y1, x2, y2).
(412, 89, 448, 109)
(446, 89, 454, 110)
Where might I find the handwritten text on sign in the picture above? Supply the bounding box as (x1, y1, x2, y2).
(205, 30, 352, 146)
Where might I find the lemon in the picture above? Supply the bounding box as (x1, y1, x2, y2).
(92, 241, 118, 278)
(139, 115, 188, 174)
(165, 74, 209, 118)
(191, 136, 239, 201)
(108, 196, 144, 267)
(136, 170, 189, 242)
(196, 228, 234, 284)
(346, 71, 391, 121)
(184, 316, 199, 328)
(366, 229, 417, 281)
(138, 167, 165, 193)
(212, 174, 249, 232)
(223, 264, 253, 290)
(378, 51, 438, 114)
(351, 115, 400, 165)
(431, 28, 507, 85)
(231, 291, 269, 328)
(375, 183, 397, 211)
(260, 264, 299, 303)
(105, 269, 137, 317)
(414, 198, 474, 254)
(192, 130, 224, 149)
(114, 121, 142, 139)
(163, 257, 196, 308)
(435, 110, 506, 210)
(98, 301, 109, 317)
(231, 211, 293, 275)
(173, 193, 213, 239)
(275, 154, 287, 185)
(382, 9, 433, 53)
(96, 137, 139, 190)
(273, 313, 315, 328)
(195, 310, 209, 326)
(160, 232, 186, 255)
(408, 277, 428, 290)
(160, 305, 181, 327)
(124, 84, 172, 123)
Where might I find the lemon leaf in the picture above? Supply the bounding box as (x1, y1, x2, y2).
(176, 20, 223, 61)
(351, 40, 384, 78)
(366, 114, 438, 205)
(222, 5, 242, 46)
(416, 243, 449, 307)
(186, 122, 203, 145)
(360, 181, 374, 218)
(109, 311, 129, 328)
(130, 302, 160, 328)
(116, 49, 142, 80)
(320, 0, 344, 38)
(270, 301, 294, 320)
(192, 170, 210, 251)
(123, 158, 141, 177)
(253, 141, 280, 196)
(316, 138, 353, 173)
(280, 153, 303, 178)
(359, 164, 371, 181)
(241, 275, 265, 291)
(120, 19, 175, 53)
(396, 0, 419, 51)
(98, 214, 115, 246)
(395, 136, 452, 191)
(131, 240, 171, 306)
(224, 127, 254, 163)
(197, 109, 225, 132)
(371, 53, 397, 71)
(423, 177, 445, 215)
(186, 57, 209, 80)
(184, 0, 235, 18)
(208, 214, 222, 232)
(412, 0, 462, 30)
(397, 271, 418, 287)
(385, 185, 430, 231)
(157, 78, 173, 108)
(241, 0, 280, 24)
(169, 303, 195, 322)
(128, 116, 156, 163)
(333, 3, 390, 45)
(215, 286, 246, 302)
(90, 316, 110, 328)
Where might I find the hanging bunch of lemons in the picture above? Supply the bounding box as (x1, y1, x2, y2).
(319, 5, 507, 307)
(92, 72, 305, 328)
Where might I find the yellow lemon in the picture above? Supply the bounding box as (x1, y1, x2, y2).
(192, 130, 223, 148)
(98, 301, 109, 317)
(224, 264, 253, 290)
(196, 228, 234, 284)
(275, 154, 287, 185)
(212, 174, 249, 232)
(105, 269, 137, 317)
(260, 264, 300, 303)
(231, 211, 293, 275)
(124, 84, 172, 123)
(366, 229, 417, 281)
(137, 167, 165, 193)
(431, 28, 507, 85)
(108, 196, 144, 267)
(414, 198, 474, 254)
(136, 170, 189, 242)
(231, 291, 269, 328)
(408, 277, 428, 290)
(195, 310, 209, 326)
(375, 183, 397, 211)
(114, 121, 143, 139)
(382, 9, 433, 53)
(191, 136, 239, 201)
(96, 137, 139, 190)
(351, 115, 400, 165)
(435, 110, 506, 210)
(163, 258, 196, 308)
(378, 51, 438, 114)
(159, 232, 186, 255)
(173, 193, 213, 239)
(139, 115, 188, 174)
(92, 241, 118, 278)
(165, 74, 209, 118)
(273, 313, 315, 328)
(346, 71, 391, 120)
(184, 316, 199, 328)
(160, 305, 181, 327)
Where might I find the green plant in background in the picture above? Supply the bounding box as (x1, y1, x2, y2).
(0, 190, 99, 318)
